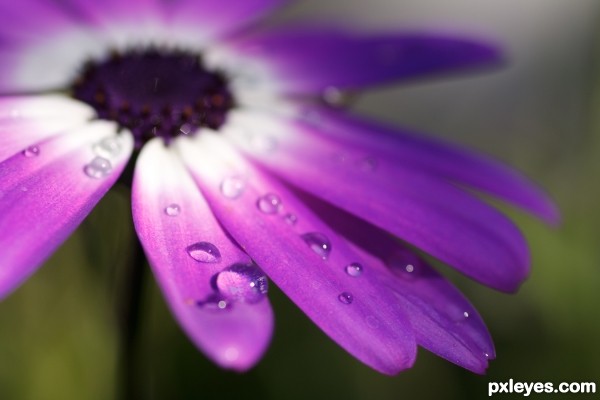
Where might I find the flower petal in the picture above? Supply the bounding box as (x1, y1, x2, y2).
(223, 110, 530, 292)
(303, 108, 560, 223)
(176, 132, 417, 375)
(0, 96, 95, 163)
(162, 0, 288, 43)
(132, 139, 274, 371)
(214, 26, 502, 94)
(0, 121, 132, 299)
(301, 195, 495, 373)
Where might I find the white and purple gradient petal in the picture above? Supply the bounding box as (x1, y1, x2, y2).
(223, 110, 531, 292)
(176, 132, 417, 375)
(132, 139, 274, 371)
(0, 120, 132, 299)
(0, 96, 95, 163)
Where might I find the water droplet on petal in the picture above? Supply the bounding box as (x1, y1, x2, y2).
(197, 294, 231, 312)
(164, 203, 181, 216)
(22, 146, 40, 158)
(84, 157, 112, 179)
(93, 137, 122, 159)
(484, 352, 490, 359)
(338, 292, 353, 304)
(257, 193, 282, 214)
(283, 213, 298, 225)
(220, 176, 245, 199)
(387, 250, 422, 280)
(186, 242, 221, 263)
(345, 262, 363, 277)
(301, 232, 332, 260)
(215, 263, 268, 304)
(463, 311, 470, 318)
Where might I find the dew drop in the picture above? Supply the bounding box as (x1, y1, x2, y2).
(22, 146, 40, 158)
(338, 292, 353, 304)
(463, 311, 470, 318)
(283, 213, 298, 226)
(387, 250, 422, 280)
(220, 176, 245, 199)
(93, 137, 121, 158)
(164, 203, 181, 216)
(256, 193, 282, 214)
(186, 242, 221, 263)
(215, 263, 268, 304)
(484, 352, 490, 359)
(345, 262, 363, 277)
(301, 232, 332, 260)
(197, 295, 231, 312)
(84, 156, 112, 179)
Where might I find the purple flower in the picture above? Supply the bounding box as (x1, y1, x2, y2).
(0, 0, 558, 375)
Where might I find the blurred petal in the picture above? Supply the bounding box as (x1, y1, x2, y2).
(177, 132, 417, 375)
(0, 96, 95, 163)
(0, 121, 132, 299)
(304, 108, 560, 223)
(224, 110, 530, 292)
(301, 195, 495, 373)
(217, 26, 502, 94)
(132, 139, 274, 371)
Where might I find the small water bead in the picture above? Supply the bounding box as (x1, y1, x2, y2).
(164, 203, 181, 216)
(256, 193, 282, 214)
(220, 176, 246, 199)
(93, 137, 121, 158)
(215, 263, 268, 304)
(387, 250, 422, 280)
(197, 295, 231, 312)
(463, 311, 470, 318)
(22, 146, 40, 158)
(84, 156, 112, 179)
(338, 292, 354, 305)
(283, 213, 298, 226)
(301, 232, 332, 260)
(345, 262, 363, 277)
(186, 242, 221, 263)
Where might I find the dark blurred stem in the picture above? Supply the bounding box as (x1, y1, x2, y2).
(116, 234, 146, 400)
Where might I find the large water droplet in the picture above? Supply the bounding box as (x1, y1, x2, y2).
(256, 193, 282, 214)
(164, 203, 181, 216)
(345, 262, 363, 277)
(301, 232, 332, 260)
(215, 263, 268, 304)
(22, 146, 40, 158)
(186, 242, 221, 263)
(220, 176, 245, 199)
(338, 292, 353, 304)
(84, 157, 112, 179)
(93, 137, 122, 159)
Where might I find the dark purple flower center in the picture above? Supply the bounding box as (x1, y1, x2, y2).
(71, 48, 235, 147)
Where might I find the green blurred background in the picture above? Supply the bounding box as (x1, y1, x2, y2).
(1, 1, 599, 399)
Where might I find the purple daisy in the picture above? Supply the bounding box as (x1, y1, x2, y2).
(0, 0, 558, 376)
